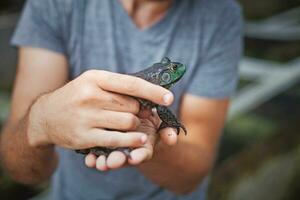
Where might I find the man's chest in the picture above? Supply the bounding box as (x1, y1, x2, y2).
(70, 27, 200, 76)
(64, 2, 201, 77)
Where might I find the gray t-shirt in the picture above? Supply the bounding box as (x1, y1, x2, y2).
(12, 0, 242, 199)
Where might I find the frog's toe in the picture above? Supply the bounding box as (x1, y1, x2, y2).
(118, 147, 132, 159)
(175, 123, 187, 135)
(180, 124, 187, 135)
(76, 149, 91, 155)
(158, 121, 169, 133)
(77, 147, 133, 158)
(104, 147, 132, 158)
(158, 121, 187, 135)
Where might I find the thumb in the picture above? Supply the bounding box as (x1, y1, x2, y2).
(159, 128, 178, 146)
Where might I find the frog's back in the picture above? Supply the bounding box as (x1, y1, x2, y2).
(131, 63, 163, 85)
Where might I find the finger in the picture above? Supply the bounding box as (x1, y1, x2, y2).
(128, 148, 152, 165)
(95, 71, 174, 106)
(160, 128, 178, 146)
(106, 151, 127, 169)
(96, 155, 108, 171)
(91, 110, 141, 131)
(82, 129, 148, 148)
(97, 91, 140, 115)
(128, 134, 155, 165)
(85, 153, 97, 168)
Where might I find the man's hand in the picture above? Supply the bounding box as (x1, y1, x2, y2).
(85, 110, 178, 171)
(27, 70, 174, 151)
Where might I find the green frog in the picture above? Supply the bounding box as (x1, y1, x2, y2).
(76, 57, 187, 156)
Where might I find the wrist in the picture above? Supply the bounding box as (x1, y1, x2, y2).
(26, 94, 53, 147)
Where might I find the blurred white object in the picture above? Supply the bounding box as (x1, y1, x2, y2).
(229, 57, 300, 119)
(245, 6, 300, 41)
(228, 6, 300, 119)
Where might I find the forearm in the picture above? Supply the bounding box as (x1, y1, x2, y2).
(0, 113, 58, 186)
(137, 96, 227, 194)
(138, 133, 215, 194)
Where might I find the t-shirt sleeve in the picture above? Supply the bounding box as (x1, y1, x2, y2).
(186, 2, 243, 99)
(11, 0, 65, 54)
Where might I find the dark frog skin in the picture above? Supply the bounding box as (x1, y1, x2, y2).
(76, 57, 187, 157)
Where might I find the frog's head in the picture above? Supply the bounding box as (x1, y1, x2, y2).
(157, 57, 186, 89)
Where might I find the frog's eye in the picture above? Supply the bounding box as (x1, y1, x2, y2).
(161, 72, 171, 83)
(171, 65, 178, 71)
(161, 57, 171, 65)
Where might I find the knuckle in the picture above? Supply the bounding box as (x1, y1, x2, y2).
(79, 85, 95, 100)
(93, 90, 106, 103)
(147, 149, 153, 160)
(105, 94, 118, 105)
(129, 99, 140, 114)
(73, 130, 89, 147)
(97, 70, 106, 76)
(74, 134, 85, 146)
(67, 136, 81, 148)
(104, 134, 118, 147)
(123, 77, 140, 94)
(82, 70, 97, 79)
(109, 137, 119, 147)
(124, 114, 139, 130)
(107, 72, 121, 85)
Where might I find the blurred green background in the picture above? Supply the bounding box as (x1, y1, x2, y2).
(0, 0, 300, 199)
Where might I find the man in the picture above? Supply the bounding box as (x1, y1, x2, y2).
(0, 0, 242, 199)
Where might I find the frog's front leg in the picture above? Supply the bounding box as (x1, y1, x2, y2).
(155, 105, 187, 135)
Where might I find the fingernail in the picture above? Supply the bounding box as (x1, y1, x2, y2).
(172, 129, 177, 135)
(168, 129, 176, 136)
(141, 135, 148, 143)
(130, 152, 140, 163)
(163, 93, 173, 105)
(130, 152, 136, 161)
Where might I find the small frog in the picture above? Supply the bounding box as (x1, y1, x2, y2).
(76, 57, 187, 156)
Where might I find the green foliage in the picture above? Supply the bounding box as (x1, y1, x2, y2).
(227, 114, 278, 143)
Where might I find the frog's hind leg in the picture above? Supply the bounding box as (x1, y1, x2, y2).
(156, 105, 187, 135)
(76, 147, 132, 157)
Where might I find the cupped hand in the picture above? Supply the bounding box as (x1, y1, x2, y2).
(85, 109, 178, 171)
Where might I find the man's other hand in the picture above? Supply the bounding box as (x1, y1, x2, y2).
(85, 110, 178, 171)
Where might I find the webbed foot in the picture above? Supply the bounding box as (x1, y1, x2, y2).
(156, 105, 187, 135)
(76, 147, 131, 157)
